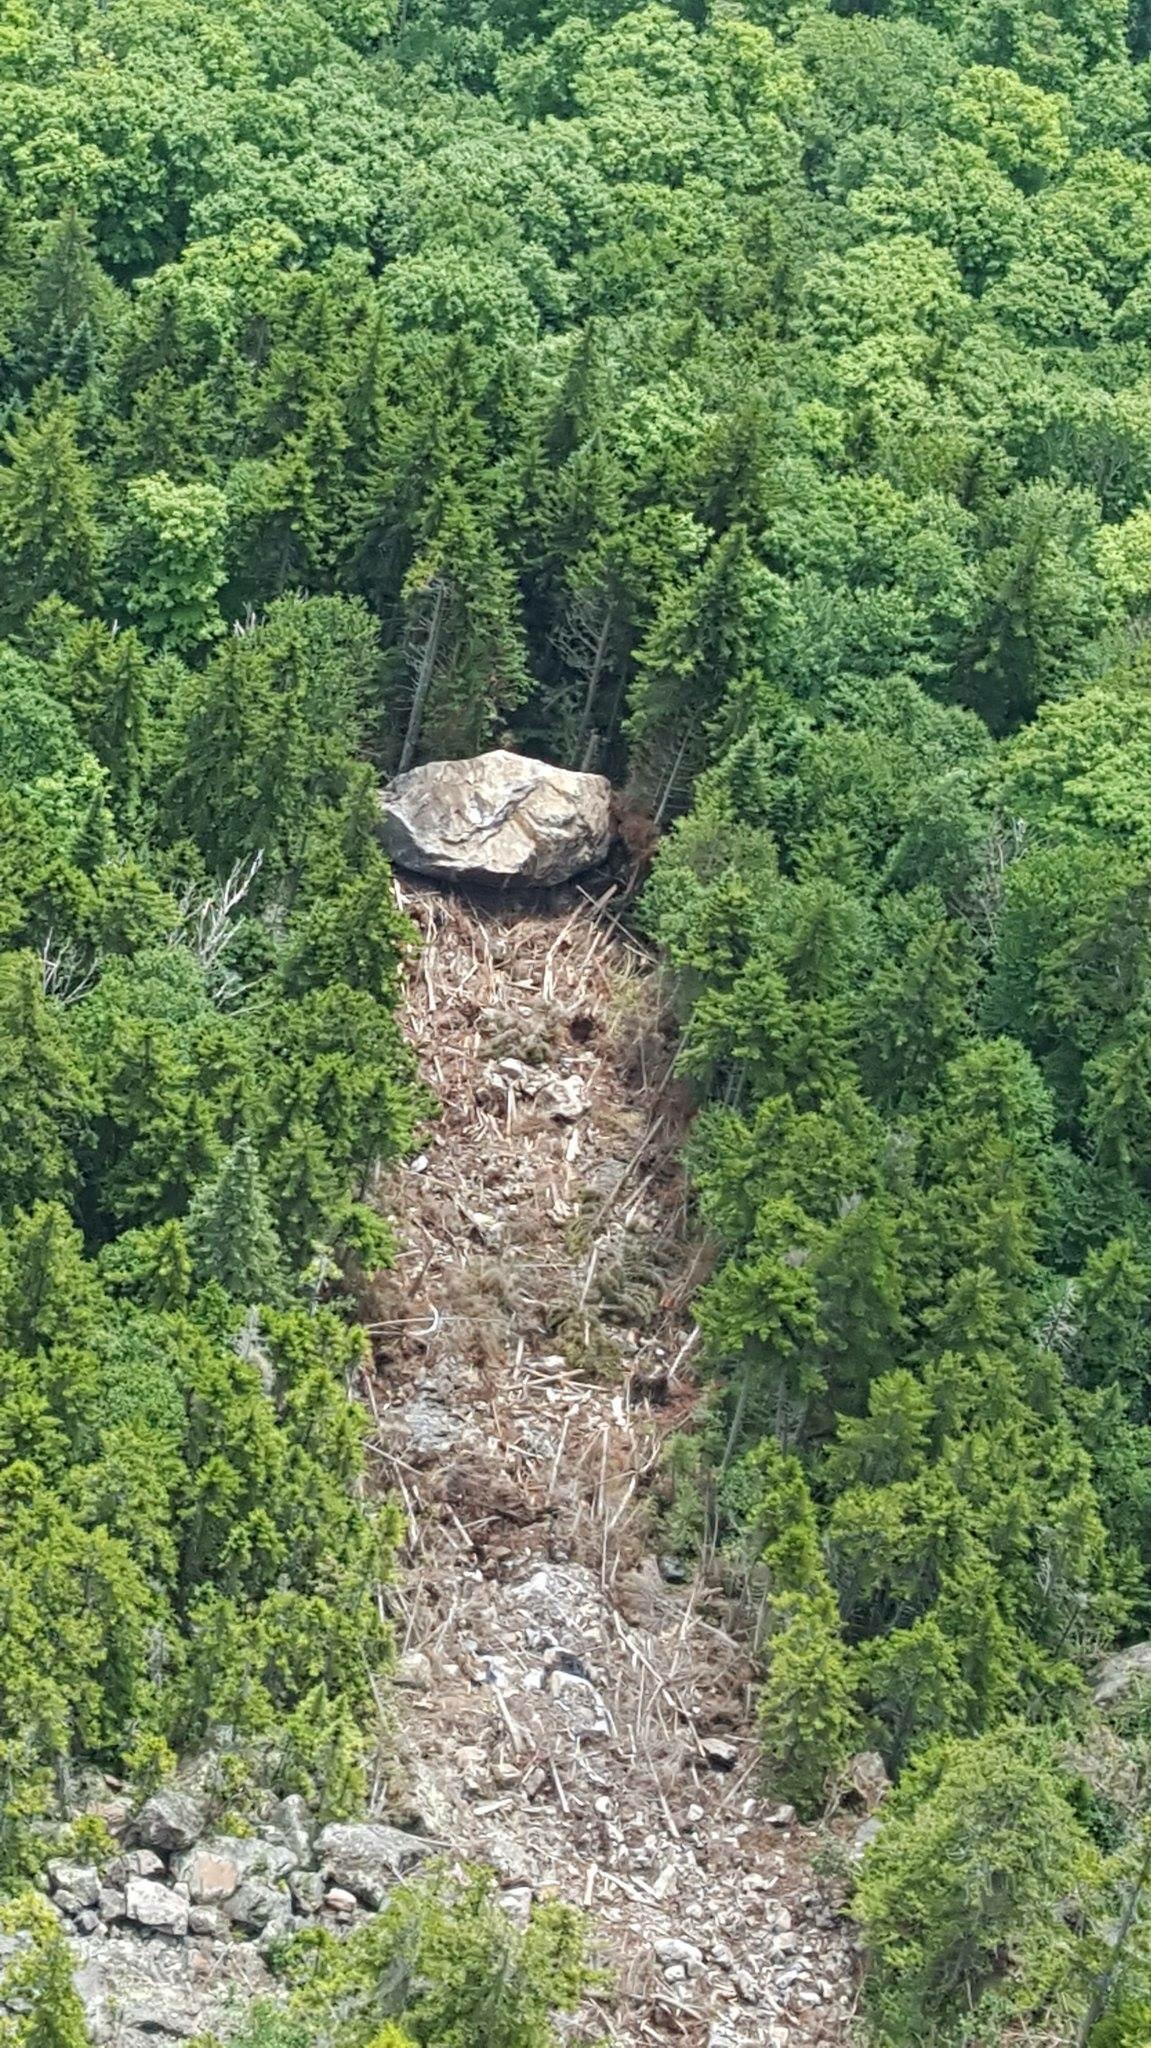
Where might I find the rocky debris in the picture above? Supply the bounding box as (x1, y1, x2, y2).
(33, 1782, 410, 2048)
(373, 882, 860, 2048)
(134, 1790, 206, 1856)
(843, 1750, 890, 1811)
(125, 1877, 190, 1938)
(70, 1928, 270, 2045)
(849, 1818, 883, 1864)
(378, 751, 612, 888)
(1094, 1640, 1151, 1709)
(315, 1822, 432, 1908)
(290, 1870, 326, 1915)
(395, 1649, 433, 1690)
(273, 1795, 313, 1869)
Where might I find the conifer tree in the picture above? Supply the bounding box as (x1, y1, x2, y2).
(0, 400, 103, 627)
(186, 1136, 289, 1304)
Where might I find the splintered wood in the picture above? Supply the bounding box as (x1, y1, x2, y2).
(365, 879, 857, 2048)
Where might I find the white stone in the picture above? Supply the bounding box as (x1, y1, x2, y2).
(125, 1877, 189, 1937)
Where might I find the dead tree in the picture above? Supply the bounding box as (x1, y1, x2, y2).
(398, 576, 449, 773)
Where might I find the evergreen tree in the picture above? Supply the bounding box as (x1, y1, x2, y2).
(13, 209, 115, 394)
(186, 1137, 288, 1304)
(0, 400, 103, 627)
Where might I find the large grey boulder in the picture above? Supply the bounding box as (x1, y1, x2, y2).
(378, 751, 612, 887)
(133, 1788, 206, 1855)
(315, 1822, 431, 1908)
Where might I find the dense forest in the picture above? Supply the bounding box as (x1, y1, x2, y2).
(4, 0, 1151, 2039)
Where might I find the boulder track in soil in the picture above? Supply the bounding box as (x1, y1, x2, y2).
(366, 879, 860, 2047)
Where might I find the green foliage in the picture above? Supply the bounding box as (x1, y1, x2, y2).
(186, 1140, 288, 1305)
(225, 1869, 591, 2048)
(854, 1728, 1097, 2043)
(0, 1893, 92, 2048)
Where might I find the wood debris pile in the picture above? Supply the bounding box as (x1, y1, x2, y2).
(366, 880, 858, 2047)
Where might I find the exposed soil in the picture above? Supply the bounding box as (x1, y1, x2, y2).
(367, 880, 859, 2047)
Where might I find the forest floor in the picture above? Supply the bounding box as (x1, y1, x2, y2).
(366, 880, 861, 2048)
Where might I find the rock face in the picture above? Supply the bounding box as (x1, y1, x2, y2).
(378, 751, 612, 888)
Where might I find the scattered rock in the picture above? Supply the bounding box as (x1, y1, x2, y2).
(134, 1791, 206, 1856)
(498, 1887, 533, 1928)
(402, 1396, 463, 1462)
(655, 1937, 705, 1976)
(173, 1837, 292, 1902)
(701, 1737, 739, 1772)
(1093, 1641, 1151, 1709)
(845, 1750, 891, 1810)
(849, 1817, 884, 1864)
(324, 1887, 357, 1915)
(186, 1908, 219, 1938)
(289, 1871, 326, 1916)
(255, 1912, 294, 1957)
(378, 751, 613, 888)
(765, 1805, 796, 1829)
(272, 1796, 313, 1869)
(125, 1878, 189, 1938)
(70, 1931, 271, 2044)
(97, 1889, 125, 1924)
(316, 1823, 431, 1908)
(395, 1650, 433, 1691)
(537, 1074, 587, 1122)
(85, 1799, 131, 1837)
(120, 1849, 167, 1881)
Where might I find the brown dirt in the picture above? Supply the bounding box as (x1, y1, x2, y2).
(366, 879, 860, 2047)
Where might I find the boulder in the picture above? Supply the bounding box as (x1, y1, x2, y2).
(271, 1795, 313, 1869)
(174, 1848, 241, 1907)
(124, 1878, 189, 1938)
(173, 1836, 292, 1904)
(223, 1881, 286, 1933)
(289, 1870, 326, 1916)
(134, 1789, 206, 1855)
(1094, 1641, 1151, 1709)
(378, 751, 612, 888)
(47, 1863, 100, 1908)
(315, 1822, 431, 1908)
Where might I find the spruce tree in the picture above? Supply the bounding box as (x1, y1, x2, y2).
(186, 1136, 288, 1305)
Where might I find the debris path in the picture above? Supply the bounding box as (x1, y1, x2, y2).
(367, 881, 858, 2047)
